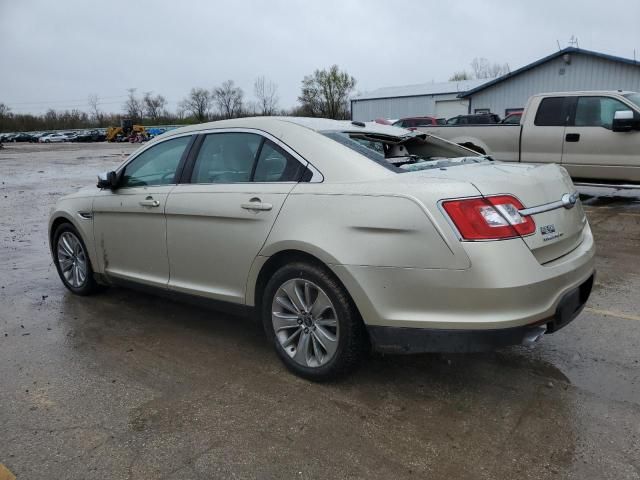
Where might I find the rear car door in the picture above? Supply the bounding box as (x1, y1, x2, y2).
(520, 96, 570, 164)
(165, 130, 309, 304)
(561, 95, 640, 181)
(93, 135, 193, 287)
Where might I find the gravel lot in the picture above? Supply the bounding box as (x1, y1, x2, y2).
(1, 142, 639, 479)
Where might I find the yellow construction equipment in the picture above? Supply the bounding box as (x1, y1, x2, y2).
(106, 119, 148, 142)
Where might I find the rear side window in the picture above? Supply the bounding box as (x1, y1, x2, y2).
(191, 133, 261, 183)
(253, 140, 306, 182)
(534, 97, 567, 126)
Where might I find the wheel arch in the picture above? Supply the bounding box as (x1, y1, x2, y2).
(49, 213, 78, 251)
(247, 246, 367, 325)
(49, 212, 99, 273)
(449, 136, 489, 155)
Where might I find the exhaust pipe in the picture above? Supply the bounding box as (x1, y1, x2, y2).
(522, 325, 547, 346)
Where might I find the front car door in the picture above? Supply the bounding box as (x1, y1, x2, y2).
(93, 134, 194, 287)
(561, 95, 640, 182)
(165, 129, 310, 304)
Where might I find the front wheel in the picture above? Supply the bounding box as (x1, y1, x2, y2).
(52, 223, 101, 295)
(262, 262, 367, 381)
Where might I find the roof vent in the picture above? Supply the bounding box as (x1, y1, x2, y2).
(351, 121, 366, 127)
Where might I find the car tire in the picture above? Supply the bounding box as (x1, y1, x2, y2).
(52, 222, 101, 296)
(262, 261, 367, 381)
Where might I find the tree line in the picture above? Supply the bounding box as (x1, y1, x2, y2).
(0, 66, 356, 133)
(449, 57, 511, 81)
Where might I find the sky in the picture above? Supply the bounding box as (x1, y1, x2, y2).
(1, 0, 640, 115)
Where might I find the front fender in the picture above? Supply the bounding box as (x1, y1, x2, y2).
(49, 197, 98, 273)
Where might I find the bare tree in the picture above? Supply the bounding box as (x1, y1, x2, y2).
(449, 71, 473, 81)
(470, 58, 510, 79)
(213, 80, 244, 119)
(180, 87, 212, 122)
(123, 88, 144, 122)
(143, 92, 167, 122)
(254, 76, 279, 115)
(0, 103, 11, 132)
(87, 94, 104, 127)
(298, 65, 356, 119)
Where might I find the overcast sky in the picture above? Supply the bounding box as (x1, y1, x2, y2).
(2, 0, 640, 115)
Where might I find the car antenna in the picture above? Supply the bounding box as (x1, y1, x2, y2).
(351, 121, 366, 127)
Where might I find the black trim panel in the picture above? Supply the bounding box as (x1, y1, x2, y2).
(96, 274, 254, 319)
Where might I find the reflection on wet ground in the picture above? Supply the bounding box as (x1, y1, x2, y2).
(1, 144, 639, 479)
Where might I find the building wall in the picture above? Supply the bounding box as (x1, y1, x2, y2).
(351, 92, 468, 121)
(468, 53, 640, 116)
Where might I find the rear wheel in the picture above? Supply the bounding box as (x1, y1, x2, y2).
(52, 223, 100, 295)
(262, 262, 367, 381)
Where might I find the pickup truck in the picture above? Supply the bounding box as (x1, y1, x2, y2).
(421, 91, 640, 183)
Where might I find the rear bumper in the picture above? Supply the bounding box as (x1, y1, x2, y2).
(367, 273, 594, 354)
(333, 223, 595, 331)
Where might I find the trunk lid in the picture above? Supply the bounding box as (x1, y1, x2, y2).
(414, 161, 587, 264)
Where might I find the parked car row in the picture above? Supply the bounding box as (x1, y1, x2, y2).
(0, 129, 108, 143)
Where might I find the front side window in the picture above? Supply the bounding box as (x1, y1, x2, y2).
(253, 140, 306, 182)
(574, 96, 631, 129)
(623, 93, 640, 110)
(191, 133, 262, 183)
(534, 97, 567, 126)
(120, 136, 191, 188)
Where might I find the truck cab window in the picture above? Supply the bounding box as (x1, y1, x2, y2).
(534, 97, 567, 126)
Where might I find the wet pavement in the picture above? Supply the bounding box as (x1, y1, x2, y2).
(1, 143, 639, 479)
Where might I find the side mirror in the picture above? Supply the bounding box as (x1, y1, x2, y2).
(97, 171, 118, 189)
(612, 110, 635, 132)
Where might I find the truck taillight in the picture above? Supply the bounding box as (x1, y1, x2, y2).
(442, 195, 535, 240)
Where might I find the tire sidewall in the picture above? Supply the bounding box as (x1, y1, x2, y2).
(52, 223, 96, 295)
(262, 262, 361, 381)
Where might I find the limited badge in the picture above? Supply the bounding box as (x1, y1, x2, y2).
(540, 224, 563, 241)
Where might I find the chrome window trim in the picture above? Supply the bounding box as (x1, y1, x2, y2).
(184, 127, 324, 183)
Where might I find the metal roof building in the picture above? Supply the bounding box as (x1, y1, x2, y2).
(350, 79, 487, 122)
(460, 47, 640, 116)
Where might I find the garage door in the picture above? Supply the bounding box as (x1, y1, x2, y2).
(435, 100, 469, 119)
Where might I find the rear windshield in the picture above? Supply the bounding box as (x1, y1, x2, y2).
(322, 131, 489, 173)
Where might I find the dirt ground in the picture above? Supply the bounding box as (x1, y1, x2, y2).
(1, 142, 639, 480)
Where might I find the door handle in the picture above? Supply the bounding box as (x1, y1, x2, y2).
(241, 197, 273, 212)
(139, 196, 160, 207)
(565, 133, 580, 142)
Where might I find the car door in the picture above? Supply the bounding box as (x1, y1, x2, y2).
(93, 134, 194, 287)
(165, 130, 309, 304)
(520, 96, 569, 164)
(561, 95, 640, 181)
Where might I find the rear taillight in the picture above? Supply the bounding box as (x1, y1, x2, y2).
(442, 195, 535, 240)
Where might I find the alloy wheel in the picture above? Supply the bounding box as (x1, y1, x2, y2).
(272, 278, 339, 368)
(57, 231, 88, 288)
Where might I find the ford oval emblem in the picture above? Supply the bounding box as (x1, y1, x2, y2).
(561, 192, 578, 209)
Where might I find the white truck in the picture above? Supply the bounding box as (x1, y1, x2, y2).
(421, 91, 640, 183)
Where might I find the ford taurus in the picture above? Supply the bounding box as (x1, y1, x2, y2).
(49, 117, 595, 380)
